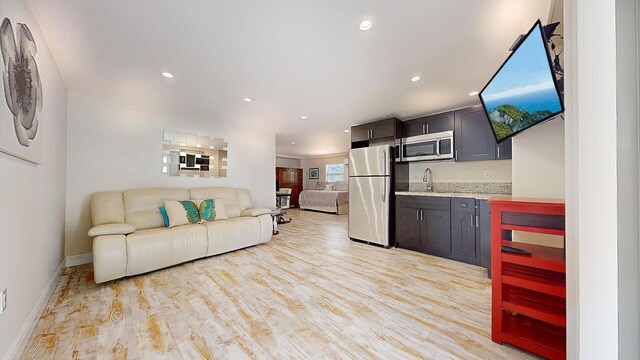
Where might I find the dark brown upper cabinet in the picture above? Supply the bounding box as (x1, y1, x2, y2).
(454, 106, 497, 162)
(351, 123, 372, 142)
(403, 111, 454, 137)
(496, 138, 512, 160)
(351, 118, 400, 144)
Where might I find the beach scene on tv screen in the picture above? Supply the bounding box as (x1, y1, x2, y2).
(481, 24, 562, 141)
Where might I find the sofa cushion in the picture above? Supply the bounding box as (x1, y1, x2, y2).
(235, 188, 254, 211)
(124, 188, 189, 230)
(189, 187, 241, 218)
(125, 224, 207, 276)
(91, 192, 125, 225)
(204, 216, 261, 256)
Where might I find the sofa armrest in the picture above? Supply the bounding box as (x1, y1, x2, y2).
(241, 207, 272, 217)
(88, 223, 136, 237)
(93, 234, 127, 283)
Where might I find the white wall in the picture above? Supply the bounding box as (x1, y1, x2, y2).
(276, 156, 302, 169)
(65, 92, 276, 257)
(0, 1, 67, 358)
(564, 0, 639, 357)
(512, 119, 565, 198)
(409, 160, 512, 183)
(511, 0, 566, 248)
(301, 154, 348, 190)
(614, 0, 639, 356)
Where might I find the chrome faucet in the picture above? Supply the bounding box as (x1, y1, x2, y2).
(423, 168, 433, 192)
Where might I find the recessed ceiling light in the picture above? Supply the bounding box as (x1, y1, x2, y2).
(300, 116, 307, 120)
(243, 98, 252, 102)
(359, 20, 372, 31)
(468, 91, 480, 96)
(344, 129, 350, 133)
(381, 115, 387, 118)
(291, 141, 296, 145)
(410, 76, 421, 82)
(161, 72, 173, 78)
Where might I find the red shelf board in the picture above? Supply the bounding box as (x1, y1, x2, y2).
(502, 313, 566, 360)
(502, 285, 566, 327)
(501, 240, 566, 273)
(501, 224, 565, 236)
(502, 263, 566, 298)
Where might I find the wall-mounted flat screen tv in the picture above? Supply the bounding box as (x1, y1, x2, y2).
(479, 20, 564, 143)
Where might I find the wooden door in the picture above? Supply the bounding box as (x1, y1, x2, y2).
(421, 209, 451, 258)
(291, 169, 303, 207)
(276, 167, 303, 207)
(395, 206, 422, 251)
(454, 107, 497, 162)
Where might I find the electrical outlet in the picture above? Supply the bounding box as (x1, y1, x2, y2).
(483, 170, 491, 179)
(0, 288, 6, 315)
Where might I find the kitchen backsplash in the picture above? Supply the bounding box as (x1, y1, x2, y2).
(409, 181, 512, 194)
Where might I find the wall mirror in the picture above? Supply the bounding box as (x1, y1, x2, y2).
(162, 130, 228, 178)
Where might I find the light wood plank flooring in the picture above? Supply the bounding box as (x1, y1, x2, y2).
(22, 209, 537, 359)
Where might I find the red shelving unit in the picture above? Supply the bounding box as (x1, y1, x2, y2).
(488, 197, 566, 360)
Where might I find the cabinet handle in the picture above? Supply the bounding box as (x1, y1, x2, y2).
(476, 215, 479, 228)
(455, 150, 458, 161)
(426, 124, 429, 134)
(497, 147, 500, 159)
(421, 210, 423, 221)
(416, 210, 419, 221)
(471, 215, 474, 227)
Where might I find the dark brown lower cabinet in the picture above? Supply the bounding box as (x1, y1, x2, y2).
(451, 197, 480, 265)
(421, 210, 452, 258)
(396, 207, 422, 252)
(396, 195, 491, 275)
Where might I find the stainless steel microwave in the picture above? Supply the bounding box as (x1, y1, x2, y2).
(400, 131, 454, 162)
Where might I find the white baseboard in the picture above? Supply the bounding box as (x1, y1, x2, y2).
(3, 259, 64, 360)
(65, 253, 93, 267)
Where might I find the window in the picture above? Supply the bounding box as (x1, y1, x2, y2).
(326, 163, 344, 182)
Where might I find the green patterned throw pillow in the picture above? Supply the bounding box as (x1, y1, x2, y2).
(198, 199, 216, 222)
(163, 200, 201, 227)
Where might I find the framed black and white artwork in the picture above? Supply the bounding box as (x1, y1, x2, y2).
(0, 17, 43, 164)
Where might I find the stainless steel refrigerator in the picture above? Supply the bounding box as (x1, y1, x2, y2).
(348, 144, 392, 247)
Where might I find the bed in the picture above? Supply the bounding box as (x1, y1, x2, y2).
(299, 181, 349, 215)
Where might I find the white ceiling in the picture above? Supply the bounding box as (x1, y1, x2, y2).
(27, 0, 550, 157)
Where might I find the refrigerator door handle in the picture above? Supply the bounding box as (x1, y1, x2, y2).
(382, 177, 386, 203)
(382, 149, 387, 176)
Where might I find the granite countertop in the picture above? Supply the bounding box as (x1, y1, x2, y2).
(395, 191, 510, 200)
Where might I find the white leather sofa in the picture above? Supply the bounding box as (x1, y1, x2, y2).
(89, 187, 272, 283)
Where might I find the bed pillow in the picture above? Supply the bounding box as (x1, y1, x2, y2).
(324, 184, 334, 191)
(163, 200, 200, 227)
(335, 182, 349, 191)
(314, 182, 326, 190)
(194, 198, 228, 221)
